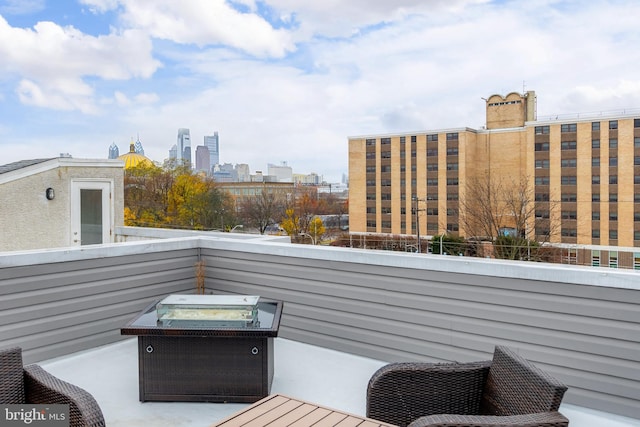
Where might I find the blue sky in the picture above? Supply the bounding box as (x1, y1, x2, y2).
(2, 0, 640, 182)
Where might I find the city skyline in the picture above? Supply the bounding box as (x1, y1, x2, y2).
(2, 1, 640, 183)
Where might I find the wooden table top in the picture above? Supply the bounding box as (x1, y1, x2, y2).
(210, 394, 397, 427)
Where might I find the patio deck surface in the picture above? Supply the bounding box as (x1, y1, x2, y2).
(39, 338, 640, 427)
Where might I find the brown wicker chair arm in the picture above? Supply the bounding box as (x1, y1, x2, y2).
(367, 361, 492, 427)
(24, 364, 105, 427)
(407, 411, 570, 427)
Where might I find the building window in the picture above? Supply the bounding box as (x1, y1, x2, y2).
(381, 151, 391, 159)
(446, 178, 459, 186)
(535, 176, 550, 185)
(561, 211, 577, 220)
(535, 142, 550, 151)
(609, 120, 618, 130)
(635, 156, 640, 166)
(635, 212, 640, 221)
(635, 137, 640, 148)
(447, 208, 458, 216)
(446, 147, 459, 155)
(592, 122, 600, 131)
(411, 136, 417, 143)
(427, 148, 438, 157)
(535, 126, 550, 135)
(610, 193, 618, 202)
(561, 159, 577, 167)
(592, 175, 600, 184)
(610, 211, 618, 221)
(366, 166, 376, 173)
(610, 230, 618, 239)
(366, 180, 375, 186)
(400, 136, 406, 143)
(381, 179, 391, 187)
(592, 250, 601, 266)
(446, 133, 458, 140)
(561, 123, 577, 132)
(380, 193, 391, 200)
(609, 138, 618, 149)
(366, 207, 376, 214)
(592, 157, 600, 167)
(447, 223, 459, 232)
(366, 193, 376, 200)
(366, 220, 376, 228)
(381, 137, 391, 145)
(635, 175, 640, 184)
(592, 229, 600, 239)
(535, 210, 550, 219)
(561, 176, 577, 185)
(535, 159, 550, 169)
(610, 157, 618, 167)
(561, 141, 577, 150)
(427, 134, 438, 142)
(635, 118, 640, 128)
(592, 139, 600, 149)
(447, 193, 459, 201)
(426, 208, 438, 215)
(427, 178, 438, 186)
(592, 193, 600, 202)
(380, 165, 391, 173)
(635, 194, 640, 203)
(535, 193, 550, 202)
(366, 138, 376, 146)
(427, 163, 438, 171)
(426, 193, 438, 200)
(609, 175, 618, 184)
(561, 228, 577, 237)
(561, 193, 577, 202)
(447, 163, 458, 171)
(592, 211, 600, 220)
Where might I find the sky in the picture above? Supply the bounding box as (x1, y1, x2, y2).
(1, 0, 640, 183)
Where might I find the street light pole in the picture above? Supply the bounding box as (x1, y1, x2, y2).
(412, 196, 424, 253)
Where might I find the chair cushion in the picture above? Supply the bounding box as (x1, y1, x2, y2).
(0, 347, 26, 404)
(480, 346, 567, 416)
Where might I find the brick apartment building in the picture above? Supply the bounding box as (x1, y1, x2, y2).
(349, 91, 640, 249)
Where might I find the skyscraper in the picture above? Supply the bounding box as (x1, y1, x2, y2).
(204, 132, 220, 167)
(177, 128, 191, 165)
(195, 145, 210, 173)
(108, 142, 119, 159)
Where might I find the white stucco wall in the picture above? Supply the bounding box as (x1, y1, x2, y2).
(0, 158, 124, 252)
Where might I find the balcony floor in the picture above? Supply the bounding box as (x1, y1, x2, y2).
(39, 338, 640, 427)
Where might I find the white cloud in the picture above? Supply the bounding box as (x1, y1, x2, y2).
(0, 0, 45, 15)
(109, 0, 296, 58)
(0, 15, 160, 112)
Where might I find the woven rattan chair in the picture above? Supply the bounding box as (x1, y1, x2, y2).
(367, 346, 569, 427)
(1, 346, 105, 427)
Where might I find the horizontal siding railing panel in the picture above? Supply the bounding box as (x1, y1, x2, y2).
(1, 237, 639, 419)
(199, 241, 640, 420)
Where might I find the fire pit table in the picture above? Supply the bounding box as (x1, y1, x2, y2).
(121, 295, 283, 403)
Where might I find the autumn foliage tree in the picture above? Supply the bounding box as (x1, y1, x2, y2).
(124, 163, 235, 230)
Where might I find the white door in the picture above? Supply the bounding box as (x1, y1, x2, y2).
(71, 180, 113, 246)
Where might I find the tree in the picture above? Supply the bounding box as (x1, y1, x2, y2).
(280, 208, 301, 236)
(308, 216, 326, 245)
(459, 174, 556, 260)
(239, 184, 286, 234)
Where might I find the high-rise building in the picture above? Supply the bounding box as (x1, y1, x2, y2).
(268, 162, 293, 182)
(108, 142, 119, 159)
(204, 133, 220, 167)
(176, 128, 191, 165)
(195, 145, 210, 173)
(349, 90, 640, 247)
(134, 136, 145, 155)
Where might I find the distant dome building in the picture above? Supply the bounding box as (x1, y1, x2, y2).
(118, 142, 151, 169)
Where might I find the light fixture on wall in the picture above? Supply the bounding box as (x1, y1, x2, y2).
(45, 187, 55, 200)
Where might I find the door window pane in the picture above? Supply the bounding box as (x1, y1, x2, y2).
(81, 189, 103, 245)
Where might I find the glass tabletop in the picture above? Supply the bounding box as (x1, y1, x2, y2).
(121, 298, 283, 337)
